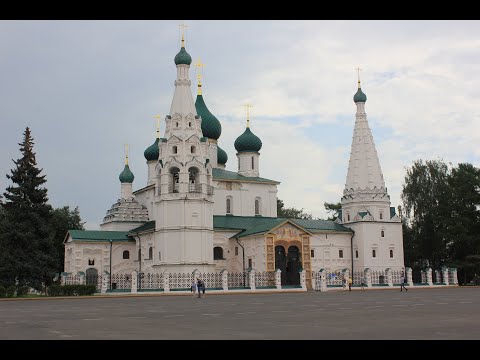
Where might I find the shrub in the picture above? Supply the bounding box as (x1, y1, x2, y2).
(16, 286, 30, 296)
(0, 286, 6, 298)
(47, 284, 97, 296)
(6, 286, 16, 298)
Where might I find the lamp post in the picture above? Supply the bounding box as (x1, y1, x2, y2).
(109, 239, 113, 290)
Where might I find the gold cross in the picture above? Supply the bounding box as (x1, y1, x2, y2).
(153, 114, 161, 138)
(194, 59, 205, 95)
(125, 144, 129, 165)
(179, 23, 188, 45)
(355, 66, 362, 86)
(243, 104, 253, 127)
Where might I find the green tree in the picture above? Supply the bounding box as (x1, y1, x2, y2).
(51, 206, 85, 274)
(277, 199, 313, 220)
(324, 202, 341, 221)
(401, 159, 450, 270)
(0, 127, 54, 289)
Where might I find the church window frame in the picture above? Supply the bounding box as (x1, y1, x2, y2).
(355, 249, 359, 258)
(214, 247, 224, 260)
(248, 258, 253, 269)
(188, 121, 192, 127)
(169, 166, 180, 193)
(372, 249, 377, 258)
(381, 229, 385, 238)
(148, 247, 153, 260)
(88, 259, 94, 266)
(339, 249, 344, 258)
(251, 156, 254, 170)
(172, 146, 178, 154)
(379, 210, 383, 220)
(122, 250, 130, 260)
(390, 249, 394, 258)
(191, 145, 196, 154)
(226, 196, 233, 215)
(255, 197, 261, 216)
(188, 167, 200, 193)
(311, 249, 315, 258)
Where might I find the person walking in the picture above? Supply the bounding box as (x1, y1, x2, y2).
(360, 275, 366, 291)
(191, 280, 197, 298)
(348, 276, 353, 292)
(400, 272, 408, 292)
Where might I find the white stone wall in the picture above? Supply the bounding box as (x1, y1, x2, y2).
(134, 186, 156, 221)
(147, 161, 156, 185)
(208, 141, 218, 169)
(213, 180, 278, 217)
(212, 231, 242, 272)
(309, 232, 353, 272)
(121, 183, 133, 199)
(237, 152, 259, 177)
(63, 238, 136, 275)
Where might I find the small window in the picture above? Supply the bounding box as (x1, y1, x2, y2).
(381, 230, 385, 237)
(251, 156, 254, 170)
(372, 249, 376, 258)
(173, 146, 177, 154)
(248, 258, 252, 269)
(188, 122, 191, 127)
(379, 212, 383, 220)
(355, 250, 359, 258)
(138, 249, 141, 260)
(310, 249, 315, 258)
(390, 249, 393, 258)
(235, 247, 239, 256)
(148, 247, 153, 260)
(191, 145, 196, 154)
(255, 198, 260, 215)
(122, 250, 130, 259)
(347, 214, 350, 221)
(88, 259, 94, 266)
(214, 247, 223, 260)
(159, 251, 161, 261)
(176, 122, 179, 127)
(226, 198, 232, 214)
(339, 250, 344, 258)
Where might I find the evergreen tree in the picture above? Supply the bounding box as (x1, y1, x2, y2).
(277, 199, 313, 220)
(324, 202, 342, 221)
(0, 127, 54, 289)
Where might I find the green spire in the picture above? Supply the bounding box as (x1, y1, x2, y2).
(174, 47, 192, 66)
(234, 127, 262, 153)
(119, 165, 134, 184)
(195, 94, 222, 140)
(217, 145, 228, 165)
(144, 138, 160, 161)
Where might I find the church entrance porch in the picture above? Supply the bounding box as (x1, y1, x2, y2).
(275, 245, 301, 286)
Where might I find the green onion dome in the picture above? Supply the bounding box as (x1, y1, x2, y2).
(174, 47, 192, 66)
(217, 145, 228, 165)
(119, 165, 134, 184)
(234, 127, 262, 153)
(354, 87, 367, 103)
(195, 95, 222, 140)
(144, 138, 160, 161)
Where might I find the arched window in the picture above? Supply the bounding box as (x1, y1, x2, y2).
(347, 212, 350, 222)
(381, 230, 385, 237)
(191, 145, 196, 154)
(372, 249, 376, 258)
(188, 167, 199, 193)
(226, 197, 232, 214)
(122, 250, 130, 259)
(176, 122, 179, 127)
(355, 250, 359, 258)
(88, 259, 94, 266)
(170, 167, 180, 193)
(214, 247, 224, 260)
(390, 249, 394, 258)
(379, 211, 383, 220)
(173, 146, 177, 154)
(255, 198, 261, 215)
(188, 122, 192, 127)
(148, 247, 153, 260)
(251, 156, 254, 170)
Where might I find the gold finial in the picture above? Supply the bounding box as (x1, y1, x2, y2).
(153, 114, 161, 138)
(179, 23, 188, 47)
(124, 144, 129, 165)
(356, 66, 362, 88)
(243, 104, 253, 128)
(194, 59, 205, 95)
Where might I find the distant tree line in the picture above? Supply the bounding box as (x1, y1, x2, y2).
(0, 127, 84, 292)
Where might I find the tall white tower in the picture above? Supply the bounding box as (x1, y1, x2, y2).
(153, 30, 215, 272)
(340, 70, 404, 271)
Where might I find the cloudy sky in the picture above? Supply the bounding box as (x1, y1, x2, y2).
(1, 20, 479, 229)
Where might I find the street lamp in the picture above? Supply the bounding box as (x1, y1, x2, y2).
(109, 239, 113, 290)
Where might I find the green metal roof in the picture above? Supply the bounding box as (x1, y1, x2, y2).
(119, 164, 134, 183)
(217, 145, 228, 165)
(67, 230, 134, 242)
(234, 127, 262, 153)
(144, 138, 160, 161)
(290, 219, 353, 233)
(212, 168, 280, 184)
(174, 46, 192, 65)
(129, 221, 155, 234)
(354, 87, 367, 103)
(195, 94, 222, 140)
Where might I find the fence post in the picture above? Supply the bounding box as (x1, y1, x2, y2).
(275, 269, 282, 289)
(342, 268, 350, 291)
(249, 269, 256, 291)
(163, 272, 170, 292)
(318, 269, 327, 292)
(222, 270, 228, 291)
(310, 271, 316, 291)
(442, 267, 449, 286)
(385, 268, 393, 287)
(131, 271, 137, 294)
(300, 269, 306, 290)
(406, 267, 413, 286)
(450, 268, 458, 285)
(365, 268, 372, 288)
(426, 268, 433, 286)
(101, 273, 109, 294)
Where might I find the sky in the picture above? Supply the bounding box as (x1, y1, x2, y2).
(1, 20, 480, 229)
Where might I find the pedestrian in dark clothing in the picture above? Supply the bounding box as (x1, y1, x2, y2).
(400, 273, 408, 292)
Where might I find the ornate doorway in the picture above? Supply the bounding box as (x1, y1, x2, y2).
(286, 246, 300, 285)
(275, 245, 286, 284)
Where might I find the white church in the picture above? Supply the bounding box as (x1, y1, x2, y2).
(63, 32, 405, 290)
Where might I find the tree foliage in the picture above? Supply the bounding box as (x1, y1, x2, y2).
(401, 159, 480, 283)
(324, 202, 341, 221)
(277, 199, 313, 220)
(0, 127, 84, 290)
